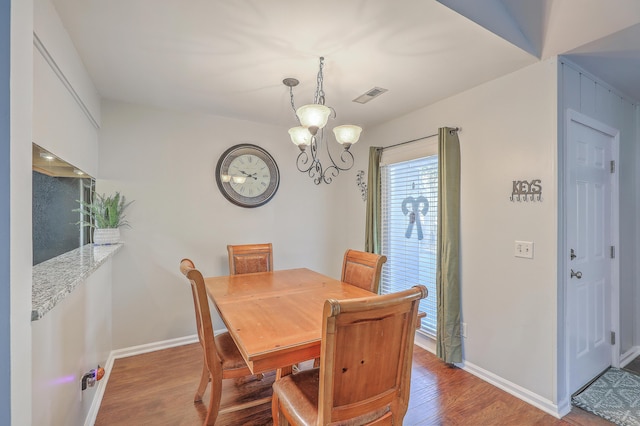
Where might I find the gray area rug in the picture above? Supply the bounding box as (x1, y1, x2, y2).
(572, 367, 640, 426)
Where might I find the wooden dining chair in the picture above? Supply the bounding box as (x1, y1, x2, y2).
(272, 285, 427, 426)
(179, 259, 271, 425)
(341, 249, 425, 329)
(311, 249, 389, 370)
(227, 243, 273, 275)
(341, 249, 387, 294)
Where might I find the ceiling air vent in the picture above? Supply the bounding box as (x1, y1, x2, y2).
(353, 87, 388, 104)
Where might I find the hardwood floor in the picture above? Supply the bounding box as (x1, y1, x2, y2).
(624, 355, 640, 375)
(95, 343, 610, 425)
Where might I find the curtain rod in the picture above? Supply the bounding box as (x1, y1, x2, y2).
(382, 127, 460, 150)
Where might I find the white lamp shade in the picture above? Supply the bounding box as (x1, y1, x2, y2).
(288, 126, 312, 146)
(333, 125, 362, 145)
(296, 104, 331, 129)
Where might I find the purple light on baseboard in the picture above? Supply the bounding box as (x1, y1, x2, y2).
(50, 374, 76, 386)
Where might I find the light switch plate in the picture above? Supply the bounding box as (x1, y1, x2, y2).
(515, 241, 534, 259)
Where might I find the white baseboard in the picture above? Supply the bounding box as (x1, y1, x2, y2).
(84, 334, 199, 426)
(461, 360, 563, 418)
(109, 334, 199, 360)
(620, 346, 640, 368)
(412, 332, 564, 419)
(84, 354, 116, 426)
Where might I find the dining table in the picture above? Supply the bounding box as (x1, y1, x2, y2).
(204, 267, 375, 376)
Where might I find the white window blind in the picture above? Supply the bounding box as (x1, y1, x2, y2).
(380, 154, 438, 336)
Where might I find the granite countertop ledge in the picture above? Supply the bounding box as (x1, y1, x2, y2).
(32, 243, 123, 321)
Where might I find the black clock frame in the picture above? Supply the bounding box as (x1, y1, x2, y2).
(215, 144, 280, 208)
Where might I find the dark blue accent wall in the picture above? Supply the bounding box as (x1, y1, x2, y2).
(0, 0, 12, 422)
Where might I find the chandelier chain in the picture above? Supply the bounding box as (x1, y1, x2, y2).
(288, 85, 298, 123)
(314, 57, 325, 106)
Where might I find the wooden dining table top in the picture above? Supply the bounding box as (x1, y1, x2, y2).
(204, 268, 374, 374)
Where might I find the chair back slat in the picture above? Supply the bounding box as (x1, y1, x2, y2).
(227, 243, 273, 275)
(319, 285, 427, 425)
(341, 249, 387, 293)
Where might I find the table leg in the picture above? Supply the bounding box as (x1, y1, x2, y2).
(276, 365, 293, 380)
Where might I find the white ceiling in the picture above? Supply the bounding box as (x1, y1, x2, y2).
(439, 0, 640, 101)
(50, 0, 640, 130)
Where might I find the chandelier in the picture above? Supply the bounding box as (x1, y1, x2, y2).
(283, 57, 362, 185)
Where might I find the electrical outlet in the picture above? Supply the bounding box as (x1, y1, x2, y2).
(515, 241, 534, 259)
(461, 322, 467, 338)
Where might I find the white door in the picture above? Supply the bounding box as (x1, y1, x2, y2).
(566, 110, 618, 395)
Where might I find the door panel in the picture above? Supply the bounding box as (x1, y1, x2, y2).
(566, 112, 616, 395)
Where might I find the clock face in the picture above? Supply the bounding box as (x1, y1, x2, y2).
(228, 154, 270, 197)
(215, 144, 279, 208)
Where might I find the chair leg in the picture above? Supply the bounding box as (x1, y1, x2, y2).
(194, 361, 209, 402)
(271, 392, 281, 425)
(205, 375, 222, 426)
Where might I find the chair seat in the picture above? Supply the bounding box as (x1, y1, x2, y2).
(273, 368, 320, 425)
(273, 368, 390, 426)
(215, 331, 247, 370)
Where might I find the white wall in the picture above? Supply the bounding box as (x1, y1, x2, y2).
(341, 59, 561, 409)
(33, 0, 100, 125)
(32, 260, 113, 426)
(33, 0, 100, 176)
(559, 59, 638, 356)
(98, 100, 345, 349)
(30, 0, 107, 425)
(637, 105, 640, 350)
(8, 0, 34, 424)
(637, 106, 640, 349)
(33, 46, 99, 176)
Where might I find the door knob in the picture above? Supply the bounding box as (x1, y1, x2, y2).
(570, 269, 582, 279)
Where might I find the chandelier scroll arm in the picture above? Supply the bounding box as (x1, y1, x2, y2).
(323, 131, 354, 173)
(283, 56, 361, 185)
(296, 150, 312, 173)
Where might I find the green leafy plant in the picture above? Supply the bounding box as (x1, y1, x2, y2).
(76, 191, 133, 229)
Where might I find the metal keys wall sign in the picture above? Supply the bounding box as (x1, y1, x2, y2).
(402, 196, 429, 239)
(510, 179, 542, 202)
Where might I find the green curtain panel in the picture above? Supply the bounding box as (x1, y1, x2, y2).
(436, 127, 462, 364)
(364, 146, 383, 254)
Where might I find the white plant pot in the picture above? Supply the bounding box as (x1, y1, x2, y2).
(93, 228, 121, 245)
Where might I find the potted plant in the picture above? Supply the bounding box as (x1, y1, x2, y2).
(76, 191, 133, 245)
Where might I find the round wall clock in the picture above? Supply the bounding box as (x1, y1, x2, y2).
(215, 144, 280, 208)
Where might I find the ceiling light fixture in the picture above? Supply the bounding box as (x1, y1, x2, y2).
(39, 152, 56, 161)
(283, 57, 362, 185)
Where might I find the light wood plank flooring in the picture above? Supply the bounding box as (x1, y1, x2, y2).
(95, 343, 610, 425)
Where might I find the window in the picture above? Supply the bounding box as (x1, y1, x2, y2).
(32, 144, 95, 265)
(380, 145, 438, 336)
